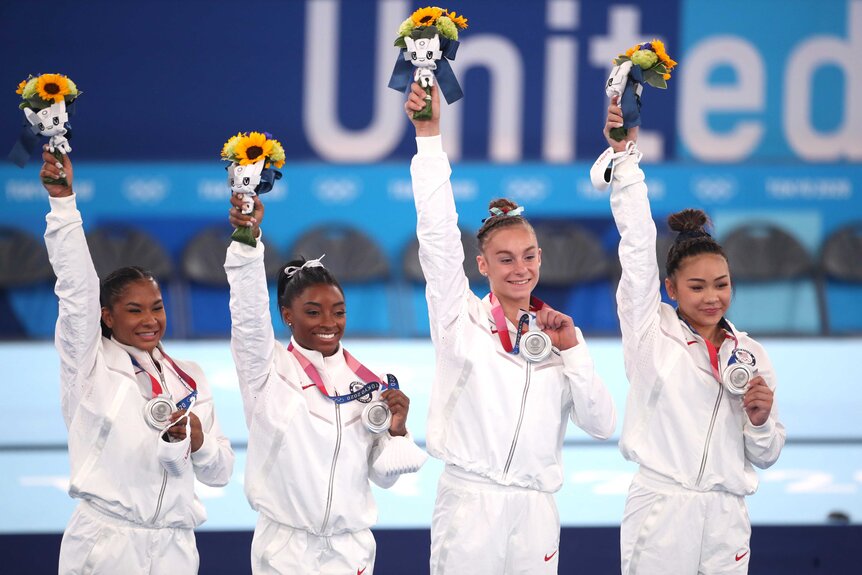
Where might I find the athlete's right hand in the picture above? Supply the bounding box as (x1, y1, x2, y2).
(229, 193, 264, 239)
(405, 81, 441, 137)
(604, 96, 639, 153)
(39, 146, 73, 198)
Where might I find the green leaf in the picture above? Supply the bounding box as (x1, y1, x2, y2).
(652, 63, 667, 74)
(394, 36, 407, 48)
(645, 75, 668, 89)
(613, 56, 631, 65)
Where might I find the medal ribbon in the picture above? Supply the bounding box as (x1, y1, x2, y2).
(678, 314, 738, 384)
(129, 351, 198, 396)
(489, 293, 545, 354)
(288, 343, 392, 404)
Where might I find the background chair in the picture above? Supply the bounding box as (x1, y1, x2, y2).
(181, 225, 283, 338)
(721, 222, 819, 335)
(531, 222, 617, 334)
(287, 225, 391, 336)
(0, 227, 55, 338)
(817, 222, 862, 334)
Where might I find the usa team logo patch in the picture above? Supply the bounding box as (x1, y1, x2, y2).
(350, 381, 373, 403)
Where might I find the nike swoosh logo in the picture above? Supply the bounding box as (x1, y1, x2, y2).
(544, 550, 557, 562)
(357, 568, 367, 575)
(735, 551, 748, 561)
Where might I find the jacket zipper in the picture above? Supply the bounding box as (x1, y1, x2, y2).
(152, 359, 169, 523)
(320, 402, 342, 533)
(695, 383, 723, 486)
(151, 469, 168, 523)
(503, 363, 532, 478)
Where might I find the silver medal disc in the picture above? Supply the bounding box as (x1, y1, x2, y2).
(362, 401, 392, 434)
(722, 363, 753, 395)
(144, 396, 176, 429)
(521, 330, 552, 363)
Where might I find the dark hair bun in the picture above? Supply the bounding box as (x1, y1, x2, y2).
(667, 208, 710, 233)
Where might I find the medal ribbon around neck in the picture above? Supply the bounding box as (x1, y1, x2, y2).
(677, 313, 739, 384)
(489, 293, 546, 354)
(128, 351, 198, 408)
(288, 343, 395, 404)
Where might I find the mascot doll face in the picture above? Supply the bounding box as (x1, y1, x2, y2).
(24, 102, 68, 137)
(228, 160, 265, 195)
(404, 34, 442, 69)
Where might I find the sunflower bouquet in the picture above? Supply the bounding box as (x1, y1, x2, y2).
(388, 6, 468, 120)
(606, 39, 677, 141)
(221, 131, 285, 247)
(10, 73, 82, 185)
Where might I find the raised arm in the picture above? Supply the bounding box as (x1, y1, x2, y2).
(602, 99, 662, 344)
(225, 194, 277, 421)
(40, 149, 102, 423)
(407, 83, 470, 334)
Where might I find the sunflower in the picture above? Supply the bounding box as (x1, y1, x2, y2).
(446, 10, 468, 29)
(650, 39, 677, 71)
(36, 74, 70, 104)
(15, 79, 27, 95)
(234, 132, 274, 166)
(411, 6, 443, 28)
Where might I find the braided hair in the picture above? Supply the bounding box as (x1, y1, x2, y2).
(476, 198, 535, 252)
(665, 209, 727, 278)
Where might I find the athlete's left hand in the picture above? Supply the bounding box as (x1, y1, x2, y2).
(382, 389, 409, 437)
(743, 376, 773, 426)
(165, 410, 204, 452)
(535, 306, 579, 351)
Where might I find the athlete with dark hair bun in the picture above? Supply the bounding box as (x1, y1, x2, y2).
(597, 97, 785, 574)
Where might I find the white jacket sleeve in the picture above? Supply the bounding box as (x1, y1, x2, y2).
(411, 135, 470, 338)
(188, 368, 235, 487)
(225, 237, 277, 424)
(742, 349, 786, 468)
(609, 152, 664, 383)
(561, 329, 617, 439)
(610, 153, 662, 341)
(43, 194, 102, 423)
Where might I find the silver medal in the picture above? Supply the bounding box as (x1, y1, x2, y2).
(521, 330, 552, 363)
(144, 395, 176, 429)
(362, 401, 392, 434)
(722, 348, 756, 395)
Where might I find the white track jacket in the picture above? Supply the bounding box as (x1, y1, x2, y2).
(44, 195, 234, 528)
(225, 239, 425, 536)
(610, 151, 786, 496)
(411, 136, 617, 492)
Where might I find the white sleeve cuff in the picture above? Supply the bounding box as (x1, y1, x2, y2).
(415, 135, 444, 156)
(191, 432, 218, 465)
(48, 193, 79, 216)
